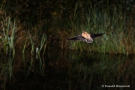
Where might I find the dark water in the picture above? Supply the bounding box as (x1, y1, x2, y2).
(0, 50, 135, 90)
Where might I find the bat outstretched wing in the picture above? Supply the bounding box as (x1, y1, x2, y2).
(67, 35, 85, 41)
(91, 33, 105, 38)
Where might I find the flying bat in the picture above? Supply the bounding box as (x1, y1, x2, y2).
(67, 31, 105, 43)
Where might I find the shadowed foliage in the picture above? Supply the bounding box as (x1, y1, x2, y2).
(0, 0, 135, 54)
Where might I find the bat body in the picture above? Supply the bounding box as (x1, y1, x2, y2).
(67, 31, 105, 43)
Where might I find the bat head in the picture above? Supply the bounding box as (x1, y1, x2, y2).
(81, 31, 90, 39)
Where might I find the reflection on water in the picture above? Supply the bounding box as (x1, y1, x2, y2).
(0, 50, 135, 90)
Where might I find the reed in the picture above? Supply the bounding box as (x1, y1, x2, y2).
(22, 40, 28, 54)
(29, 33, 35, 55)
(39, 34, 46, 55)
(68, 2, 135, 55)
(0, 15, 48, 56)
(0, 0, 135, 55)
(0, 55, 14, 82)
(1, 17, 16, 56)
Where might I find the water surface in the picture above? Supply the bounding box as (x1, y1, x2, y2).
(0, 50, 135, 90)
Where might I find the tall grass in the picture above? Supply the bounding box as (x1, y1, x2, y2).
(0, 15, 47, 56)
(68, 2, 135, 55)
(1, 17, 15, 56)
(0, 0, 135, 55)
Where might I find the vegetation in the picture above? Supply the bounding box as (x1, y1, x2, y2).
(1, 1, 135, 89)
(67, 51, 135, 89)
(0, 16, 47, 56)
(68, 1, 135, 55)
(0, 0, 135, 55)
(1, 50, 135, 89)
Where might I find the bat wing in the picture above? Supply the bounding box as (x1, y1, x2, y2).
(67, 35, 85, 41)
(91, 33, 105, 38)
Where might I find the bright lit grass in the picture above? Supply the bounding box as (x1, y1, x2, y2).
(1, 17, 15, 56)
(0, 16, 47, 56)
